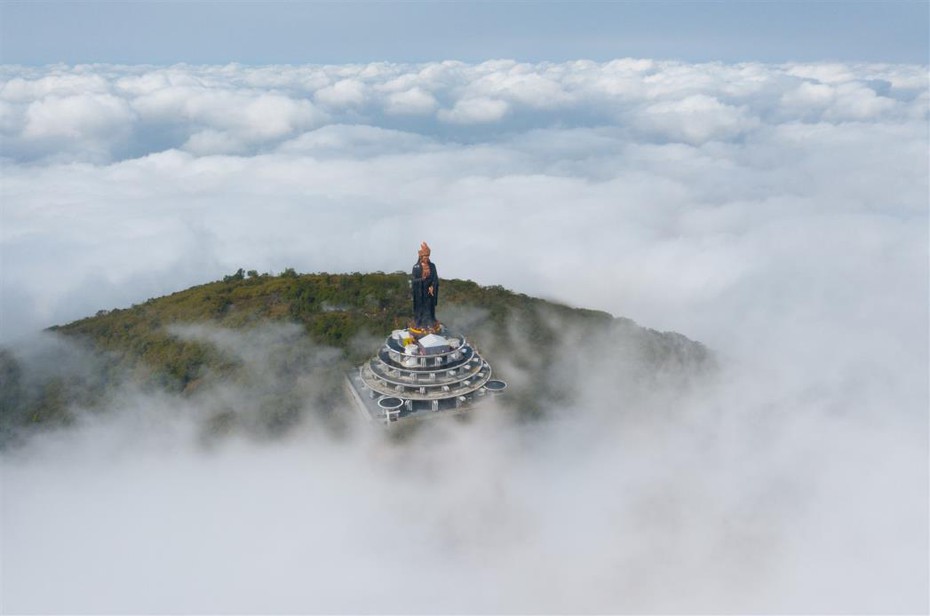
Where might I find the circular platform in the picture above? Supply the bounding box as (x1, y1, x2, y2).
(357, 329, 496, 414)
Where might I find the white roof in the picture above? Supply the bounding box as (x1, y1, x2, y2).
(419, 334, 448, 348)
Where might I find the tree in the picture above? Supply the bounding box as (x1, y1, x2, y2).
(223, 268, 245, 282)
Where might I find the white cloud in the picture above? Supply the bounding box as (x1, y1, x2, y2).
(0, 98, 22, 133)
(786, 62, 859, 84)
(462, 63, 574, 109)
(24, 92, 135, 140)
(383, 87, 438, 115)
(276, 124, 436, 158)
(182, 128, 248, 155)
(0, 60, 923, 163)
(0, 72, 111, 102)
(637, 94, 757, 143)
(313, 78, 368, 108)
(780, 80, 835, 110)
(438, 96, 510, 123)
(132, 87, 325, 142)
(1, 317, 925, 613)
(825, 81, 897, 120)
(0, 59, 927, 613)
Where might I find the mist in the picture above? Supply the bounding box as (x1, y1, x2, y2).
(1, 59, 927, 613)
(2, 302, 926, 613)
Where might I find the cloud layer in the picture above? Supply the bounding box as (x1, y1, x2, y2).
(1, 60, 925, 163)
(2, 320, 925, 613)
(1, 61, 926, 345)
(1, 59, 927, 613)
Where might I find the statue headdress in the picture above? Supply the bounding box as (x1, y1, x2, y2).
(418, 242, 431, 258)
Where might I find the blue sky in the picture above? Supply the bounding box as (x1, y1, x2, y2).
(1, 1, 927, 65)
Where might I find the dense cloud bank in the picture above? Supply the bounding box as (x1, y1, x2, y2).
(1, 60, 927, 612)
(1, 60, 926, 163)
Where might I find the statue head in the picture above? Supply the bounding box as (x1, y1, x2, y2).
(418, 242, 431, 260)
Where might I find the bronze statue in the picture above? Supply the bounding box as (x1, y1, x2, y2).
(411, 241, 439, 331)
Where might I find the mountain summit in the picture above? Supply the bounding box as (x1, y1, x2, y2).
(1, 270, 713, 443)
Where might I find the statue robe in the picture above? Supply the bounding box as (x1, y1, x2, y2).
(411, 260, 439, 328)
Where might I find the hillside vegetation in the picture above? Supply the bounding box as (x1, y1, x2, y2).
(1, 270, 713, 443)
